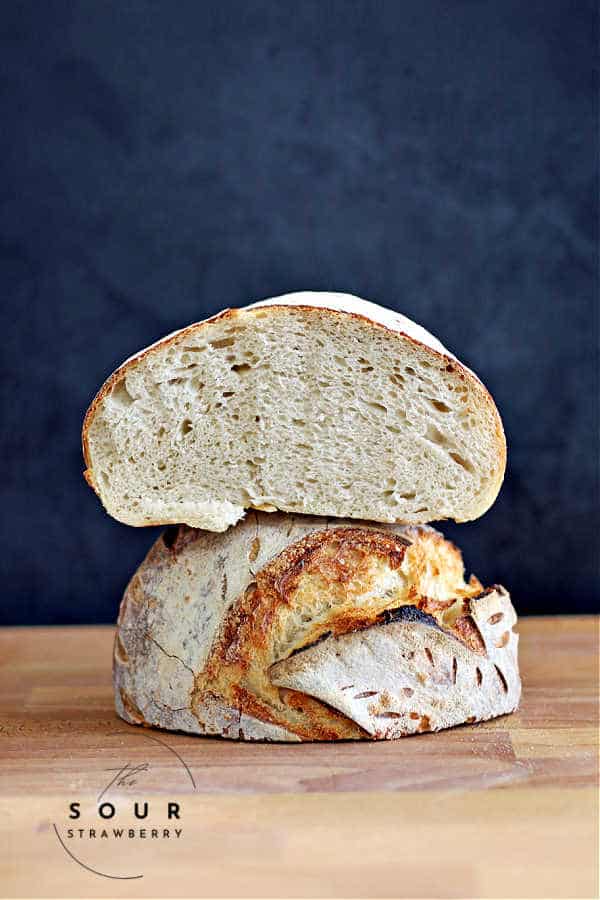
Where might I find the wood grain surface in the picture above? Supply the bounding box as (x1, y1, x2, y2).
(0, 616, 598, 898)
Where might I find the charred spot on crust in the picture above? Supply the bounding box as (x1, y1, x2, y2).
(287, 630, 332, 658)
(469, 586, 505, 605)
(379, 605, 441, 630)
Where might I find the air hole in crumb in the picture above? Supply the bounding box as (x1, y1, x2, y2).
(403, 687, 414, 697)
(424, 424, 454, 448)
(157, 460, 166, 471)
(399, 491, 416, 500)
(367, 401, 387, 414)
(231, 362, 252, 376)
(488, 612, 504, 625)
(375, 711, 402, 719)
(452, 657, 458, 684)
(405, 366, 417, 376)
(424, 647, 434, 665)
(210, 337, 235, 349)
(495, 631, 510, 649)
(449, 451, 474, 473)
(180, 419, 193, 436)
(428, 398, 452, 413)
(354, 691, 378, 699)
(111, 380, 134, 407)
(222, 391, 235, 398)
(182, 345, 206, 353)
(476, 667, 483, 686)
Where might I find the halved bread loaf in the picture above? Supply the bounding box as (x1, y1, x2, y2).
(114, 512, 520, 741)
(83, 292, 506, 531)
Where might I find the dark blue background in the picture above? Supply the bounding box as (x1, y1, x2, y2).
(2, 1, 597, 624)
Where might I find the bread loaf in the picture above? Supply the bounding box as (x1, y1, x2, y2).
(114, 512, 520, 741)
(83, 292, 506, 531)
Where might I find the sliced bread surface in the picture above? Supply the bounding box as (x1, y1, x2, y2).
(83, 292, 506, 530)
(114, 512, 520, 741)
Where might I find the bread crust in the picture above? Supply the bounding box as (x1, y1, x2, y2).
(114, 513, 519, 741)
(82, 293, 506, 524)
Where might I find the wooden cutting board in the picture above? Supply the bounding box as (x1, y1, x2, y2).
(0, 616, 597, 898)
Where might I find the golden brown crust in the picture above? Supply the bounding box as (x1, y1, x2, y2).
(205, 528, 412, 672)
(81, 303, 506, 504)
(191, 525, 486, 740)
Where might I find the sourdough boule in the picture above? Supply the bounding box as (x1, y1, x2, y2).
(114, 512, 520, 741)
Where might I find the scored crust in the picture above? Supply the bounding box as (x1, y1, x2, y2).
(114, 512, 520, 741)
(83, 292, 506, 530)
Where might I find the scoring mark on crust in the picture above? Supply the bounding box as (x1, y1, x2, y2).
(494, 664, 509, 693)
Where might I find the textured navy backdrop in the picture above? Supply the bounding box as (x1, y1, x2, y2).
(1, 1, 597, 624)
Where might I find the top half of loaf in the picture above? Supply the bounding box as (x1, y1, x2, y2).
(82, 292, 506, 531)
